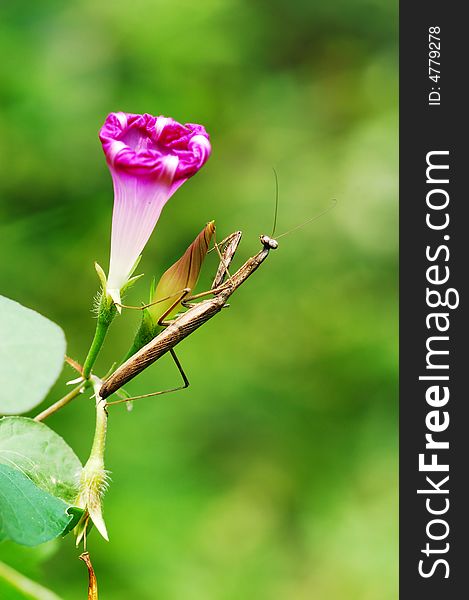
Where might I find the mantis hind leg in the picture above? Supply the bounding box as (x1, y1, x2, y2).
(104, 349, 189, 407)
(157, 289, 191, 327)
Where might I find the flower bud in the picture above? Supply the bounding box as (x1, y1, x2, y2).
(124, 222, 215, 358)
(148, 220, 215, 323)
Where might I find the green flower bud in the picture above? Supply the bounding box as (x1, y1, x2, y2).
(125, 221, 215, 358)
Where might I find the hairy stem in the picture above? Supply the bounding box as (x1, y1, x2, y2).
(89, 397, 108, 462)
(82, 293, 117, 379)
(0, 560, 62, 600)
(82, 321, 111, 379)
(75, 380, 110, 544)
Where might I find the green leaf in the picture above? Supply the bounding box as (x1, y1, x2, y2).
(0, 418, 82, 504)
(0, 296, 66, 415)
(0, 419, 83, 547)
(0, 464, 74, 546)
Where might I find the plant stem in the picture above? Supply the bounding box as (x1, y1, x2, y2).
(82, 293, 116, 379)
(75, 386, 110, 543)
(89, 397, 108, 461)
(82, 321, 110, 379)
(0, 560, 62, 600)
(34, 383, 86, 422)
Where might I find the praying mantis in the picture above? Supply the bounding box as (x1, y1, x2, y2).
(98, 190, 336, 406)
(99, 229, 279, 404)
(32, 195, 333, 421)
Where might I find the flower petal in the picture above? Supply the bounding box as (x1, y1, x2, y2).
(99, 112, 211, 301)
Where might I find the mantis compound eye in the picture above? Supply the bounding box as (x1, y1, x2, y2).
(268, 238, 279, 249)
(260, 235, 279, 250)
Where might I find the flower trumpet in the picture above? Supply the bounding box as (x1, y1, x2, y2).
(99, 112, 211, 306)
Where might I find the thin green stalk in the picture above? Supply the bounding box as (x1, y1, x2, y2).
(0, 560, 62, 600)
(82, 321, 110, 378)
(82, 293, 117, 379)
(88, 398, 108, 462)
(34, 382, 86, 422)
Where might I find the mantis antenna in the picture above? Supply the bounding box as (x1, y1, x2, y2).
(275, 199, 337, 239)
(271, 167, 280, 238)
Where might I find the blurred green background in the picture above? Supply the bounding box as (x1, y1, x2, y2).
(0, 0, 397, 598)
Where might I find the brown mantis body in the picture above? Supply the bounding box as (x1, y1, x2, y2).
(99, 232, 278, 401)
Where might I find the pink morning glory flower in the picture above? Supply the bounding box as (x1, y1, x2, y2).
(99, 112, 211, 305)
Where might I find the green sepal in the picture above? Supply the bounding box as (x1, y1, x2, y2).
(62, 506, 85, 536)
(128, 254, 142, 279)
(121, 272, 145, 296)
(96, 289, 117, 325)
(94, 262, 108, 290)
(121, 314, 160, 363)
